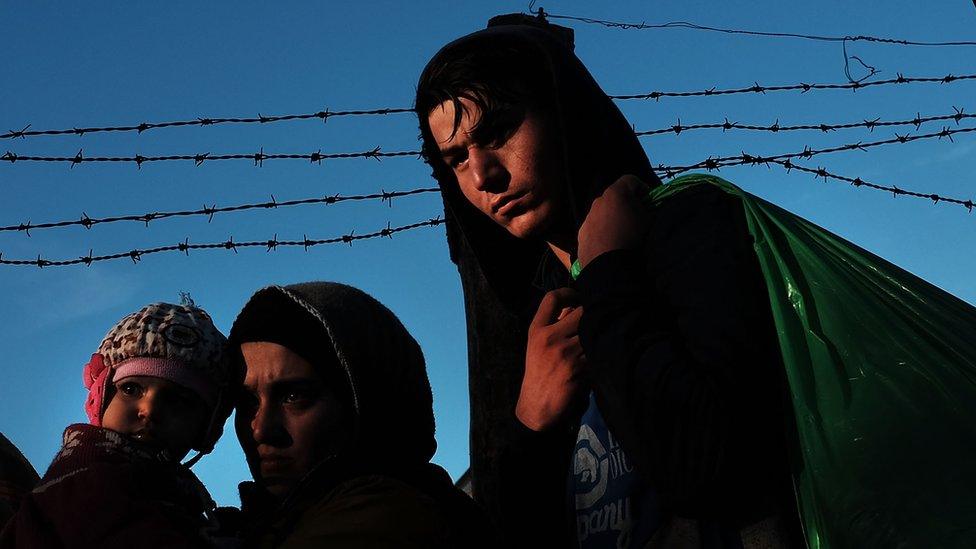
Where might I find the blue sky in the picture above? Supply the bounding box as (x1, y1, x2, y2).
(1, 1, 974, 507)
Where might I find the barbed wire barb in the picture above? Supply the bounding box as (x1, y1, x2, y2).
(7, 125, 30, 139)
(318, 108, 331, 124)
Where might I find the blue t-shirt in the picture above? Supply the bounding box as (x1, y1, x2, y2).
(570, 393, 661, 548)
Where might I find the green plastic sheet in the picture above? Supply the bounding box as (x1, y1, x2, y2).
(648, 175, 976, 548)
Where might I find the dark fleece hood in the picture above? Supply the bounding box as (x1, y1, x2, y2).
(230, 282, 436, 474)
(416, 22, 660, 311)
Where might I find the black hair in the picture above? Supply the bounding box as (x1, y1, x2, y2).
(417, 38, 565, 173)
(415, 25, 659, 309)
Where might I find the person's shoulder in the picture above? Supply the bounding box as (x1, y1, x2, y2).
(651, 179, 743, 220)
(319, 473, 443, 518)
(646, 179, 749, 244)
(286, 474, 450, 548)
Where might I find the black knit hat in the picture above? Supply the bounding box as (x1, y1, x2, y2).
(230, 282, 436, 469)
(229, 290, 343, 383)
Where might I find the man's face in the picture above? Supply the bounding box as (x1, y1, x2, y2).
(101, 375, 208, 460)
(428, 97, 564, 239)
(236, 342, 350, 499)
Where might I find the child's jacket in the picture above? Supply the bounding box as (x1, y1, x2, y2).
(0, 424, 216, 548)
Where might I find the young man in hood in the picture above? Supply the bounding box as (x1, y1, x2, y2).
(416, 19, 800, 549)
(229, 282, 493, 549)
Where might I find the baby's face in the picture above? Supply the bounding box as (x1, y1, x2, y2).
(102, 375, 209, 460)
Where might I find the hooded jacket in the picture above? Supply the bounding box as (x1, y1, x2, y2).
(416, 21, 662, 547)
(229, 282, 493, 549)
(416, 20, 799, 548)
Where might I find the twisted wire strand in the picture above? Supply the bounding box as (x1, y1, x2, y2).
(0, 218, 445, 267)
(611, 73, 976, 101)
(1, 107, 412, 140)
(637, 107, 972, 137)
(0, 188, 438, 234)
(0, 147, 420, 167)
(655, 124, 976, 177)
(539, 10, 976, 47)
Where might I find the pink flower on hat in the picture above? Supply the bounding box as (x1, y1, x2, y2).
(83, 353, 111, 426)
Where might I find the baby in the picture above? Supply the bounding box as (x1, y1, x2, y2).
(0, 303, 239, 548)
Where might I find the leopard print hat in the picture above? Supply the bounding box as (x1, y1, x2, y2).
(82, 303, 234, 453)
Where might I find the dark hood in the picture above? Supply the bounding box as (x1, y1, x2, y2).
(416, 22, 660, 311)
(229, 282, 436, 475)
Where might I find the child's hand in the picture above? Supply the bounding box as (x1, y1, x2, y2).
(577, 175, 648, 269)
(517, 288, 589, 431)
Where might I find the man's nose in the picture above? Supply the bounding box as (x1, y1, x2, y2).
(468, 148, 506, 192)
(251, 404, 288, 446)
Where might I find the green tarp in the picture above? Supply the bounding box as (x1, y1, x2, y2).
(652, 175, 976, 548)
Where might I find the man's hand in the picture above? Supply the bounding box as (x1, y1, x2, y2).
(577, 175, 648, 269)
(517, 288, 589, 432)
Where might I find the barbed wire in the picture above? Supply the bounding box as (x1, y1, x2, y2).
(6, 113, 973, 169)
(610, 72, 976, 101)
(656, 124, 976, 177)
(0, 107, 413, 140)
(0, 147, 421, 167)
(536, 9, 976, 48)
(0, 188, 438, 235)
(5, 71, 976, 143)
(636, 106, 972, 137)
(763, 159, 974, 211)
(532, 8, 976, 83)
(0, 217, 445, 268)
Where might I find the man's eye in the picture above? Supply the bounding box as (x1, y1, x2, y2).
(447, 153, 467, 170)
(472, 108, 523, 149)
(282, 391, 313, 406)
